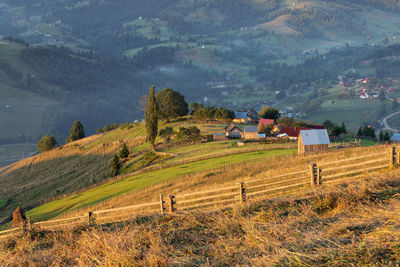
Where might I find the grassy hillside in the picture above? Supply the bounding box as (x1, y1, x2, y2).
(0, 118, 295, 224)
(2, 166, 400, 265)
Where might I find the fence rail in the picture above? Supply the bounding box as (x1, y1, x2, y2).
(1, 146, 397, 239)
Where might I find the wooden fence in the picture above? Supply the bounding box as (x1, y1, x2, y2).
(329, 139, 362, 149)
(0, 146, 396, 239)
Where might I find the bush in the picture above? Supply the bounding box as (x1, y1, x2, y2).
(119, 143, 129, 159)
(103, 122, 119, 132)
(159, 127, 174, 142)
(176, 126, 201, 142)
(37, 134, 57, 152)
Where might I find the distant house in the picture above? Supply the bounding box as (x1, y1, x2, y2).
(225, 123, 243, 139)
(244, 126, 259, 140)
(258, 118, 274, 129)
(233, 112, 256, 124)
(280, 126, 310, 140)
(298, 129, 330, 155)
(390, 133, 400, 143)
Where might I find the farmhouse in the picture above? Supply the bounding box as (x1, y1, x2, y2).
(233, 112, 256, 124)
(298, 129, 330, 155)
(280, 126, 310, 140)
(244, 126, 259, 140)
(224, 123, 242, 139)
(258, 118, 274, 129)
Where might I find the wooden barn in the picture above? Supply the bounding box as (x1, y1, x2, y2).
(244, 126, 259, 140)
(298, 129, 330, 155)
(224, 123, 243, 139)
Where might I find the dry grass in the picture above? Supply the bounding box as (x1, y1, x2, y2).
(59, 145, 390, 219)
(2, 167, 400, 265)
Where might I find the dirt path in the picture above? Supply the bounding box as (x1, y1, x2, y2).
(382, 110, 400, 132)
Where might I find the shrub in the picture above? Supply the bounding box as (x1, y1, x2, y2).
(176, 126, 201, 142)
(110, 154, 122, 176)
(159, 127, 174, 142)
(37, 134, 57, 152)
(119, 143, 129, 159)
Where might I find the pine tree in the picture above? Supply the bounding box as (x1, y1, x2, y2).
(119, 143, 129, 159)
(340, 122, 347, 134)
(110, 154, 121, 176)
(379, 131, 383, 142)
(384, 132, 390, 142)
(145, 86, 159, 150)
(357, 127, 363, 137)
(66, 120, 85, 143)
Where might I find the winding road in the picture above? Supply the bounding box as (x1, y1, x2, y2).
(382, 110, 400, 132)
(381, 94, 400, 132)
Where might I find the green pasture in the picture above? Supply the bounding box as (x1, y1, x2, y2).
(307, 98, 391, 131)
(26, 148, 295, 221)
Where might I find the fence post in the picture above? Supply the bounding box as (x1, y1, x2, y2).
(169, 195, 175, 213)
(87, 212, 93, 224)
(391, 146, 396, 166)
(309, 163, 317, 186)
(239, 182, 246, 204)
(317, 166, 322, 185)
(160, 194, 165, 214)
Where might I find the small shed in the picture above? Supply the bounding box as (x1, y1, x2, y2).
(244, 126, 259, 140)
(391, 133, 400, 143)
(225, 123, 243, 139)
(298, 129, 330, 155)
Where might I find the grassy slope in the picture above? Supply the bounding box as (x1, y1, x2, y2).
(27, 148, 295, 221)
(0, 118, 291, 223)
(3, 166, 400, 265)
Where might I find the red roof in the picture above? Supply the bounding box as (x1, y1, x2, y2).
(311, 125, 325, 129)
(258, 119, 275, 127)
(280, 127, 310, 137)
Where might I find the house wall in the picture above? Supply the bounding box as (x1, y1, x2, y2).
(228, 128, 242, 138)
(244, 132, 259, 140)
(233, 118, 247, 124)
(298, 143, 328, 155)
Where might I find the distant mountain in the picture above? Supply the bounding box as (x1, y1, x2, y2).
(0, 42, 217, 143)
(0, 0, 400, 142)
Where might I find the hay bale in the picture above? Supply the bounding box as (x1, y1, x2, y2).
(12, 206, 26, 228)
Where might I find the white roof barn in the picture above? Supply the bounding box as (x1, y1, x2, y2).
(300, 129, 330, 145)
(298, 129, 330, 155)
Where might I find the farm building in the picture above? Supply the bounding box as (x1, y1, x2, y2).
(233, 112, 256, 124)
(298, 129, 330, 155)
(244, 126, 259, 140)
(280, 126, 310, 140)
(224, 123, 243, 138)
(258, 118, 274, 129)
